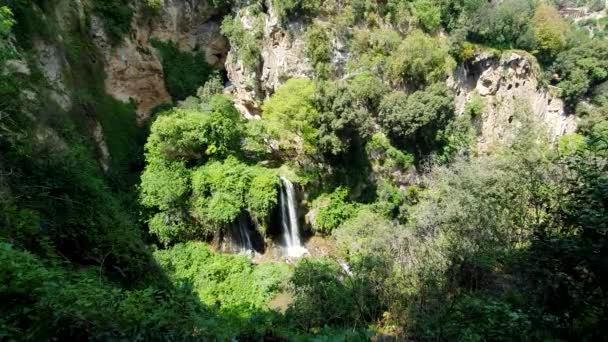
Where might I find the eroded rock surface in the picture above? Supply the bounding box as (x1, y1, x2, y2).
(450, 52, 577, 151)
(225, 4, 313, 118)
(91, 0, 228, 120)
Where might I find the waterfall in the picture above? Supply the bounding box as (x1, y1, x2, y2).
(228, 214, 253, 256)
(279, 177, 308, 257)
(237, 214, 253, 253)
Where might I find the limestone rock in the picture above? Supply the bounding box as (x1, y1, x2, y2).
(225, 4, 313, 118)
(449, 52, 577, 152)
(91, 0, 229, 121)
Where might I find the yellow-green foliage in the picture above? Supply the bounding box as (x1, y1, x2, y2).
(532, 4, 569, 60)
(141, 96, 280, 243)
(312, 187, 359, 235)
(191, 156, 279, 228)
(558, 133, 587, 156)
(154, 242, 290, 313)
(144, 95, 242, 162)
(262, 78, 319, 155)
(388, 30, 454, 88)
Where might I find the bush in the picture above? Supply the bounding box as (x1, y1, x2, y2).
(378, 83, 454, 150)
(286, 258, 357, 330)
(151, 39, 214, 101)
(531, 4, 569, 63)
(154, 242, 290, 315)
(305, 23, 332, 78)
(262, 78, 319, 156)
(550, 39, 608, 105)
(92, 0, 133, 44)
(312, 187, 359, 235)
(466, 0, 535, 48)
(388, 30, 453, 88)
(221, 12, 264, 71)
(191, 157, 278, 229)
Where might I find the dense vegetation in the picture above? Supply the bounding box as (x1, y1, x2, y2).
(1, 0, 607, 340)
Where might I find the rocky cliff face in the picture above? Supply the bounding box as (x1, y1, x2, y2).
(24, 0, 578, 169)
(91, 0, 228, 120)
(450, 52, 577, 151)
(224, 4, 313, 118)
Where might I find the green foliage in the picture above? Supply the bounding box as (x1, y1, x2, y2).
(196, 71, 224, 104)
(0, 6, 14, 36)
(550, 39, 608, 105)
(466, 0, 535, 48)
(144, 95, 242, 162)
(151, 39, 214, 101)
(272, 0, 323, 23)
(314, 79, 376, 155)
(141, 96, 265, 244)
(442, 295, 534, 341)
(191, 157, 278, 229)
(558, 133, 587, 156)
(221, 11, 264, 71)
(379, 83, 455, 151)
(305, 23, 332, 77)
(464, 93, 485, 117)
(145, 0, 164, 10)
(412, 0, 442, 32)
(92, 0, 133, 44)
(262, 78, 319, 156)
(312, 187, 359, 235)
(154, 242, 290, 315)
(388, 30, 453, 88)
(348, 27, 400, 78)
(531, 4, 570, 63)
(0, 241, 262, 340)
(366, 132, 414, 171)
(286, 258, 357, 330)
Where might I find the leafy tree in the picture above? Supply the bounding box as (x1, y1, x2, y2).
(388, 30, 453, 88)
(312, 187, 359, 235)
(378, 83, 454, 150)
(531, 4, 569, 62)
(262, 78, 319, 157)
(0, 6, 14, 36)
(191, 156, 278, 230)
(305, 23, 332, 78)
(314, 79, 375, 155)
(413, 0, 442, 32)
(467, 0, 535, 48)
(550, 39, 608, 105)
(144, 95, 242, 162)
(272, 0, 323, 23)
(287, 258, 357, 330)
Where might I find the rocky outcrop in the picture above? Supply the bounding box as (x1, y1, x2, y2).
(225, 4, 313, 118)
(450, 52, 577, 151)
(91, 0, 229, 121)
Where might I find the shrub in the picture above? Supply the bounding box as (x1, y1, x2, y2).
(221, 12, 264, 71)
(378, 83, 454, 149)
(413, 0, 442, 32)
(151, 39, 214, 101)
(388, 30, 453, 88)
(550, 39, 608, 105)
(305, 23, 332, 78)
(531, 4, 569, 62)
(92, 0, 133, 44)
(312, 187, 359, 235)
(262, 78, 319, 156)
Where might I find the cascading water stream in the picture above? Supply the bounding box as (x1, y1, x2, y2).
(236, 214, 253, 254)
(279, 177, 308, 257)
